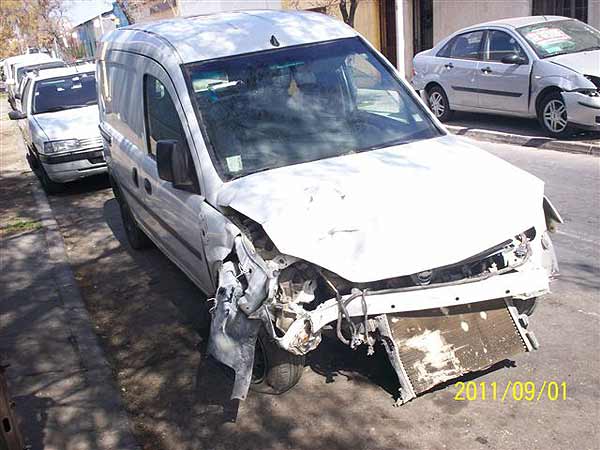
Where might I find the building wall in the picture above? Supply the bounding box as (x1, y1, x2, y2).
(403, 0, 414, 77)
(180, 0, 281, 16)
(432, 0, 531, 45)
(282, 0, 382, 51)
(590, 0, 600, 28)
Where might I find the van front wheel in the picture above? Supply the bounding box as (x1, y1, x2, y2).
(119, 198, 152, 250)
(250, 329, 305, 395)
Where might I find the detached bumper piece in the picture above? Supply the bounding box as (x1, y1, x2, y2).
(376, 298, 533, 404)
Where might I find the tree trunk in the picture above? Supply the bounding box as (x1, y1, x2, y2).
(339, 0, 359, 27)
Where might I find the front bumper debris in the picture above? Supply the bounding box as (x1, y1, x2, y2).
(277, 267, 549, 355)
(375, 298, 534, 404)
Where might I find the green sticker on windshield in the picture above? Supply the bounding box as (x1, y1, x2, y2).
(226, 155, 243, 173)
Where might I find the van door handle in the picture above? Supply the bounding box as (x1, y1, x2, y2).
(444, 62, 454, 69)
(144, 178, 152, 195)
(132, 168, 139, 187)
(481, 66, 492, 73)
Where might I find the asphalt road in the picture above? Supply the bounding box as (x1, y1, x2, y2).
(43, 140, 599, 450)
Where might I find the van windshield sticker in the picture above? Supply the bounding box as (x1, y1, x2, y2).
(226, 155, 243, 173)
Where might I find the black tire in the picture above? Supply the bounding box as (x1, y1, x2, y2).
(249, 328, 305, 395)
(537, 92, 573, 139)
(118, 195, 152, 250)
(38, 165, 65, 195)
(427, 85, 453, 122)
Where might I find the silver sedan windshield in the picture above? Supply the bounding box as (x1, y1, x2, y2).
(184, 37, 441, 181)
(517, 19, 600, 58)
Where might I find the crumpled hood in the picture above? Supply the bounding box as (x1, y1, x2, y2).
(548, 50, 600, 76)
(217, 135, 545, 282)
(33, 105, 100, 141)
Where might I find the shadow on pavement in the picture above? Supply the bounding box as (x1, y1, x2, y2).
(448, 111, 600, 143)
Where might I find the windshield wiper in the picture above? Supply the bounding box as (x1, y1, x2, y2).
(36, 107, 66, 113)
(577, 45, 600, 52)
(361, 137, 412, 152)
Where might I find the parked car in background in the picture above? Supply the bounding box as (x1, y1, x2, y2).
(99, 11, 561, 404)
(412, 16, 600, 138)
(7, 64, 106, 193)
(2, 53, 54, 109)
(13, 58, 66, 109)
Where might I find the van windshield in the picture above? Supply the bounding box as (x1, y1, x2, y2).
(184, 37, 441, 181)
(33, 72, 97, 115)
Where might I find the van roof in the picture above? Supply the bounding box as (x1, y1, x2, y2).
(105, 10, 357, 63)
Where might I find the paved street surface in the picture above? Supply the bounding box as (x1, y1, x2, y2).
(0, 100, 138, 450)
(448, 110, 600, 146)
(2, 106, 599, 448)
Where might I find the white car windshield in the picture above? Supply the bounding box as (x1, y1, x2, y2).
(32, 72, 97, 115)
(184, 37, 441, 181)
(517, 19, 600, 58)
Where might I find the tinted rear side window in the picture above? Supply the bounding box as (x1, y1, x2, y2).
(440, 31, 485, 60)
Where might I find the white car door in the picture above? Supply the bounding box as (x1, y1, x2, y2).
(19, 78, 34, 146)
(477, 29, 532, 114)
(137, 59, 213, 294)
(436, 30, 485, 108)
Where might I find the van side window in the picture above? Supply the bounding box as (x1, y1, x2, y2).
(144, 75, 188, 157)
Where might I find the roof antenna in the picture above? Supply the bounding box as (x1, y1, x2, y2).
(270, 35, 280, 47)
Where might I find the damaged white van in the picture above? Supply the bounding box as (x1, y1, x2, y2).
(98, 11, 562, 403)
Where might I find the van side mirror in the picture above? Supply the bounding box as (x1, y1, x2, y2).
(501, 53, 527, 65)
(8, 110, 26, 120)
(156, 140, 198, 193)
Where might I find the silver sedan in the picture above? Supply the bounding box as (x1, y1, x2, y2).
(412, 16, 600, 138)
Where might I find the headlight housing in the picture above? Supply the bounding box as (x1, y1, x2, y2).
(43, 139, 79, 154)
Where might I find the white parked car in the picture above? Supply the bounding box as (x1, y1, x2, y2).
(13, 59, 67, 111)
(412, 16, 600, 138)
(2, 53, 54, 110)
(99, 11, 561, 403)
(8, 64, 107, 193)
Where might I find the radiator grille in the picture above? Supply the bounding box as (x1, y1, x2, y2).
(78, 136, 103, 150)
(388, 299, 526, 395)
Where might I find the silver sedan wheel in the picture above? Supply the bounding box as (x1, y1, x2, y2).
(543, 99, 568, 133)
(429, 92, 445, 117)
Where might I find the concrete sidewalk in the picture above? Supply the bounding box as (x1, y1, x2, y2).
(446, 112, 600, 156)
(0, 100, 139, 449)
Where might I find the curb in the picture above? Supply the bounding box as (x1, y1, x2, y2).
(446, 125, 600, 156)
(29, 174, 141, 450)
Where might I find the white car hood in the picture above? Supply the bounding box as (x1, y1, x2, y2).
(33, 105, 100, 141)
(547, 50, 600, 76)
(217, 135, 545, 282)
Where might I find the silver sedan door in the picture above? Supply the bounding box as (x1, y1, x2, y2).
(477, 30, 532, 113)
(437, 30, 485, 108)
